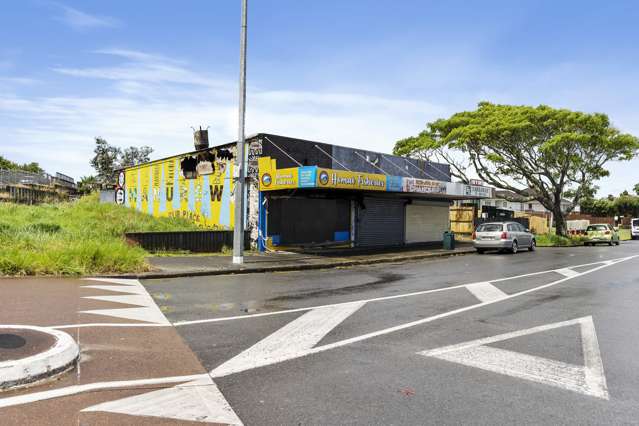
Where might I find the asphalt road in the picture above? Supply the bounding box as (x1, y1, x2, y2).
(141, 242, 639, 425)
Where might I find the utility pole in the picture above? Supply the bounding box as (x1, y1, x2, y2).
(233, 0, 248, 264)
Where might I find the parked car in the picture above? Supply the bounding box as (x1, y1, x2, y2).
(584, 224, 620, 246)
(472, 222, 536, 254)
(632, 218, 639, 240)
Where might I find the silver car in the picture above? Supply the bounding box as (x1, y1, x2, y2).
(473, 221, 536, 254)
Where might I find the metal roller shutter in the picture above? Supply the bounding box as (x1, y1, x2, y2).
(356, 197, 405, 247)
(405, 201, 450, 243)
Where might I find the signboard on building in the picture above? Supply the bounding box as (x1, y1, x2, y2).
(403, 178, 447, 194)
(316, 168, 387, 192)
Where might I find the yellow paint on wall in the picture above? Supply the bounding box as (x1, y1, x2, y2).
(123, 155, 236, 229)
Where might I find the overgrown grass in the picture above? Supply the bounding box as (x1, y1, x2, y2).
(535, 234, 588, 247)
(0, 193, 200, 276)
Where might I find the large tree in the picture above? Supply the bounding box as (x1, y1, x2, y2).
(394, 102, 639, 236)
(89, 137, 153, 186)
(0, 155, 44, 174)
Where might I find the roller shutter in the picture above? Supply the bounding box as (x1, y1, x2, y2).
(405, 201, 450, 243)
(356, 197, 405, 247)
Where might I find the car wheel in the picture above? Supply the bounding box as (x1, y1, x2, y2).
(529, 239, 536, 251)
(476, 249, 485, 254)
(511, 241, 518, 254)
(615, 241, 620, 246)
(608, 241, 613, 246)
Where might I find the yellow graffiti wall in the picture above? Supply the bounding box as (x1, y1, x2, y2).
(123, 154, 236, 229)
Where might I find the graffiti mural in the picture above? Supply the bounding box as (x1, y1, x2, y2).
(123, 147, 236, 229)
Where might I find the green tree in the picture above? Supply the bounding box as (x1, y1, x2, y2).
(89, 138, 154, 186)
(120, 146, 153, 168)
(394, 102, 639, 236)
(77, 175, 99, 195)
(0, 155, 44, 173)
(634, 183, 639, 195)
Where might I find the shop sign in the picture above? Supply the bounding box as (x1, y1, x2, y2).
(316, 168, 387, 191)
(298, 166, 317, 188)
(260, 166, 299, 190)
(464, 184, 493, 198)
(403, 178, 447, 194)
(386, 175, 403, 192)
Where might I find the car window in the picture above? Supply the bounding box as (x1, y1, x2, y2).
(477, 224, 503, 232)
(516, 223, 526, 232)
(633, 219, 639, 227)
(586, 225, 607, 231)
(507, 224, 516, 232)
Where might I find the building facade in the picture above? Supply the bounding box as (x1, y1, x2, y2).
(118, 133, 494, 250)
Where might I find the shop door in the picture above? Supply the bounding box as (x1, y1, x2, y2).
(356, 197, 405, 247)
(405, 201, 450, 243)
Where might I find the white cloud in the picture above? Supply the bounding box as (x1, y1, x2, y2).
(2, 47, 637, 197)
(54, 4, 119, 30)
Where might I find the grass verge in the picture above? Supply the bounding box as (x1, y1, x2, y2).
(535, 234, 588, 247)
(0, 193, 200, 276)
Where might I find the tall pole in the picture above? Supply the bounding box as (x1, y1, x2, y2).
(233, 0, 248, 264)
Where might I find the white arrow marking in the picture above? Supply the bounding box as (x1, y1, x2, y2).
(466, 282, 507, 302)
(83, 278, 141, 286)
(556, 268, 579, 278)
(211, 301, 366, 377)
(82, 285, 148, 295)
(81, 376, 242, 425)
(419, 316, 608, 399)
(80, 278, 170, 325)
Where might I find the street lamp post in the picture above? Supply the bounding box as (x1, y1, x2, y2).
(233, 0, 248, 264)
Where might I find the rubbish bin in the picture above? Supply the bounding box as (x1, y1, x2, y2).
(443, 231, 455, 250)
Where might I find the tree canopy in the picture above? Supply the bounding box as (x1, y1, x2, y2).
(394, 102, 639, 235)
(89, 137, 153, 186)
(0, 155, 45, 174)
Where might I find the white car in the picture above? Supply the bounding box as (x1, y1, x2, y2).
(632, 218, 639, 240)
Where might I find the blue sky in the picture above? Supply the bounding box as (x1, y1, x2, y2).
(1, 0, 638, 196)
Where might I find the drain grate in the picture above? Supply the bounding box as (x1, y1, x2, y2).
(0, 333, 27, 349)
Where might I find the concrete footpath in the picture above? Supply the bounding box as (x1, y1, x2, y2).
(110, 244, 476, 279)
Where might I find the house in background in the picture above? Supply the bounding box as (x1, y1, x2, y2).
(480, 189, 580, 215)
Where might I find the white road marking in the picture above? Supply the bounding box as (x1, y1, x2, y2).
(175, 258, 618, 327)
(82, 375, 242, 425)
(79, 278, 170, 325)
(83, 294, 153, 307)
(556, 268, 579, 278)
(82, 278, 141, 286)
(211, 302, 366, 377)
(419, 316, 608, 399)
(0, 374, 209, 408)
(52, 323, 169, 330)
(82, 284, 148, 295)
(4, 255, 635, 408)
(466, 282, 507, 303)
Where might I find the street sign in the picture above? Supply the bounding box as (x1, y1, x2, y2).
(118, 171, 125, 188)
(115, 188, 125, 205)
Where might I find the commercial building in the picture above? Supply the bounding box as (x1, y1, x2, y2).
(118, 133, 493, 251)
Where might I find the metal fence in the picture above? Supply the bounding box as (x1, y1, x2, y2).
(0, 169, 54, 187)
(125, 231, 251, 253)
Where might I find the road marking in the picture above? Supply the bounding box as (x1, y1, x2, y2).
(79, 278, 170, 325)
(82, 284, 148, 295)
(52, 323, 169, 330)
(418, 316, 609, 399)
(466, 282, 507, 302)
(556, 268, 579, 278)
(211, 302, 366, 377)
(174, 258, 619, 326)
(4, 255, 635, 408)
(82, 375, 243, 425)
(82, 278, 141, 286)
(0, 374, 209, 408)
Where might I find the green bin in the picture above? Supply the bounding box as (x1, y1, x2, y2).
(443, 231, 455, 250)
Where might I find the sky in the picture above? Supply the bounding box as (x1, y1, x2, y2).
(1, 0, 638, 196)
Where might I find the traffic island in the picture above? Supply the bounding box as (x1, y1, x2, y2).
(0, 325, 79, 391)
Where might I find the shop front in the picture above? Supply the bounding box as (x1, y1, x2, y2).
(257, 156, 493, 250)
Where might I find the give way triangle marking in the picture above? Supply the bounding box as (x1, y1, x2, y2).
(418, 316, 609, 400)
